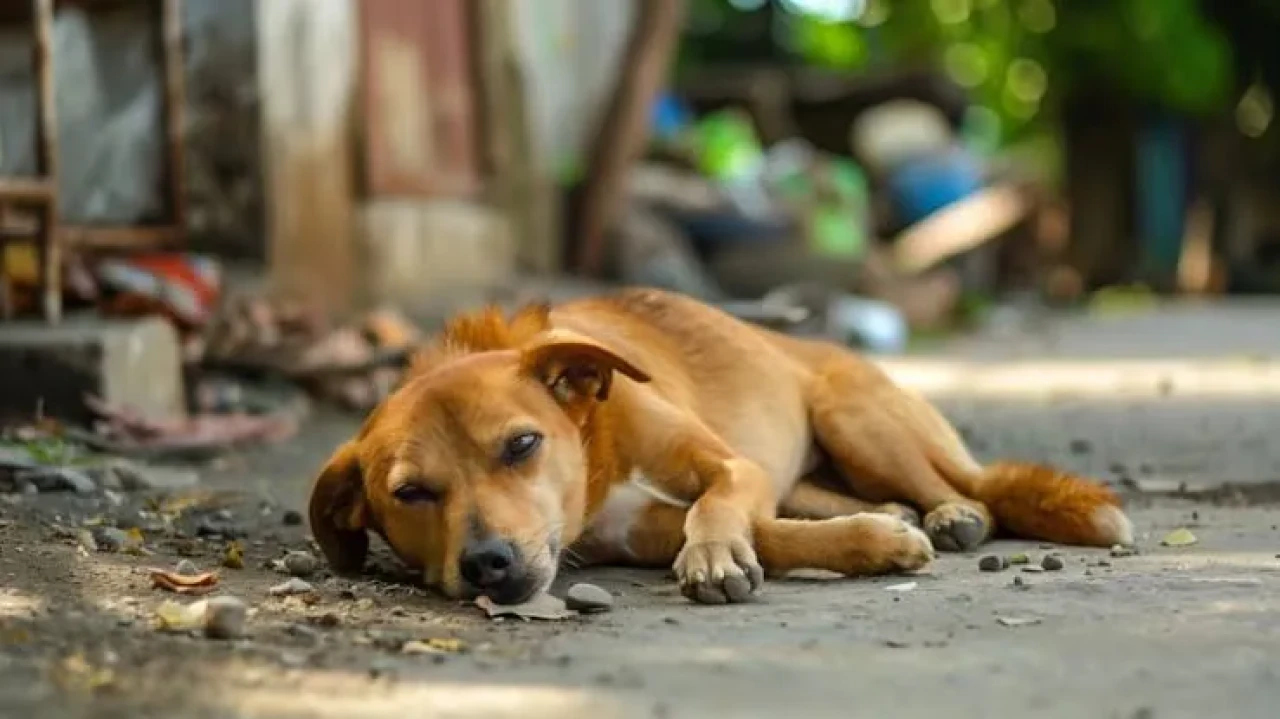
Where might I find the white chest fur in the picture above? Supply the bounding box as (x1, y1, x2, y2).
(587, 470, 690, 557)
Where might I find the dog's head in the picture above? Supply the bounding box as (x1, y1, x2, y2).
(308, 306, 649, 604)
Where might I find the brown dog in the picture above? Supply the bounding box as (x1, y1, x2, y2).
(309, 289, 1132, 605)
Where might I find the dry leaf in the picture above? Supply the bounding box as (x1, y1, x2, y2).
(222, 541, 244, 569)
(1161, 528, 1198, 547)
(154, 599, 209, 632)
(401, 637, 467, 655)
(52, 652, 116, 693)
(150, 568, 220, 595)
(475, 593, 572, 621)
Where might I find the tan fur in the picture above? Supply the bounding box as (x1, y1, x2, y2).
(309, 288, 1132, 605)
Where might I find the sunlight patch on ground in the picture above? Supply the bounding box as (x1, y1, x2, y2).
(0, 588, 43, 619)
(227, 675, 630, 719)
(875, 358, 1280, 400)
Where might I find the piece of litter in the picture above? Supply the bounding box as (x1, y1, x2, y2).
(475, 593, 572, 621)
(885, 582, 917, 593)
(996, 616, 1042, 627)
(150, 568, 220, 595)
(1161, 528, 1198, 547)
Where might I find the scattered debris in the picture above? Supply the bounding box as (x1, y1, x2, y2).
(1006, 553, 1030, 565)
(475, 593, 572, 621)
(269, 578, 315, 597)
(281, 510, 303, 526)
(1041, 555, 1065, 571)
(1021, 565, 1044, 574)
(150, 568, 220, 595)
(996, 616, 1042, 628)
(222, 541, 245, 569)
(1161, 528, 1198, 547)
(95, 527, 145, 554)
(565, 583, 614, 613)
(84, 396, 299, 460)
(75, 529, 98, 553)
(1110, 544, 1139, 558)
(174, 559, 199, 576)
(1011, 576, 1028, 590)
(978, 555, 1007, 572)
(283, 551, 319, 578)
(203, 595, 248, 640)
(885, 581, 918, 593)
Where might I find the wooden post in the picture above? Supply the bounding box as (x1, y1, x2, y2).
(34, 0, 60, 323)
(574, 0, 685, 276)
(471, 0, 558, 274)
(257, 0, 359, 314)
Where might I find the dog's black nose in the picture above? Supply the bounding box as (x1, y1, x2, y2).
(459, 538, 518, 589)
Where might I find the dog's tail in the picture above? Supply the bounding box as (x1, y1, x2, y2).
(953, 461, 1133, 547)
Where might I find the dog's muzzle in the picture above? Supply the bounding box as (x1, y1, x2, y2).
(458, 537, 539, 604)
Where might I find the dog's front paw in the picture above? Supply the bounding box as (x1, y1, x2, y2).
(673, 537, 764, 605)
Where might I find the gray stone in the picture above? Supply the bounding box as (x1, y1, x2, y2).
(204, 595, 248, 640)
(0, 317, 185, 425)
(283, 551, 319, 578)
(92, 527, 130, 553)
(19, 466, 97, 494)
(565, 582, 613, 613)
(269, 578, 314, 596)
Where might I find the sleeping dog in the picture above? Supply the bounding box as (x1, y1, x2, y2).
(309, 289, 1131, 605)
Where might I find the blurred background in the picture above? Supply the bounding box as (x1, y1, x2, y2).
(1, 0, 1279, 427)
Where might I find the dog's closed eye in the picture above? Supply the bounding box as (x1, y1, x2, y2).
(391, 483, 440, 505)
(500, 431, 543, 467)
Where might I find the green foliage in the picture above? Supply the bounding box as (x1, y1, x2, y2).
(684, 0, 1237, 144)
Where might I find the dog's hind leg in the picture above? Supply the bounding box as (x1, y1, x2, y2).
(781, 476, 920, 527)
(803, 357, 994, 552)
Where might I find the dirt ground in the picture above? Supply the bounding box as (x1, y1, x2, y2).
(3, 304, 1280, 719)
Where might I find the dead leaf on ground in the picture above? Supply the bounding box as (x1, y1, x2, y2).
(150, 567, 220, 595)
(154, 599, 209, 632)
(475, 593, 572, 621)
(1161, 527, 1198, 547)
(222, 541, 244, 569)
(401, 637, 468, 655)
(51, 652, 116, 693)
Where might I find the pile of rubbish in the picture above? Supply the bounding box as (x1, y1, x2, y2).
(613, 89, 1033, 352)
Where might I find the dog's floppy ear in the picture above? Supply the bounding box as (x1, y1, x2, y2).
(308, 441, 370, 574)
(521, 330, 650, 412)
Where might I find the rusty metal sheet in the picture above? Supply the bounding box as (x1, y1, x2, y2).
(358, 0, 479, 198)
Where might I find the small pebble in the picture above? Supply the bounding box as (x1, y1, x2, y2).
(282, 510, 304, 526)
(1021, 565, 1044, 574)
(284, 551, 319, 578)
(1110, 544, 1138, 558)
(1041, 555, 1065, 571)
(269, 578, 315, 596)
(565, 582, 614, 613)
(175, 559, 199, 576)
(978, 555, 1007, 572)
(1068, 439, 1092, 455)
(204, 595, 248, 640)
(1011, 576, 1027, 589)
